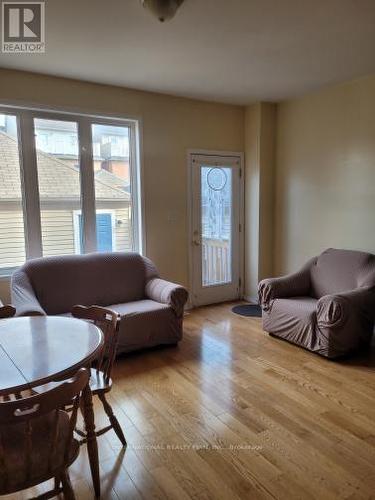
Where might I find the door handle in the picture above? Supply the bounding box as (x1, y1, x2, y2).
(192, 238, 201, 246)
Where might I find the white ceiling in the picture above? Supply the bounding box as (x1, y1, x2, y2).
(1, 0, 375, 105)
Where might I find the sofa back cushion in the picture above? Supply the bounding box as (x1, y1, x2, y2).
(310, 248, 375, 299)
(22, 252, 158, 314)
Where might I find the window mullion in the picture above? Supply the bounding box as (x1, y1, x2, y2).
(129, 122, 142, 254)
(78, 119, 96, 253)
(18, 113, 43, 259)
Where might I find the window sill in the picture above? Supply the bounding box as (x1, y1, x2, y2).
(0, 270, 16, 281)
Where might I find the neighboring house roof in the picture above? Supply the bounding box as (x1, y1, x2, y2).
(0, 131, 130, 203)
(95, 169, 130, 193)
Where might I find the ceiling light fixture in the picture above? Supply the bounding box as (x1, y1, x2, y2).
(141, 0, 185, 22)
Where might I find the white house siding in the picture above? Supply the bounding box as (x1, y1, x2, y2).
(114, 207, 132, 251)
(0, 210, 26, 269)
(0, 207, 132, 270)
(41, 208, 133, 256)
(41, 210, 76, 257)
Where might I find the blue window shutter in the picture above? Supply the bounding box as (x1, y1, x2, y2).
(78, 213, 113, 252)
(96, 213, 113, 252)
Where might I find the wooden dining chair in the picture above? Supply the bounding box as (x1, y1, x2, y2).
(72, 305, 127, 447)
(0, 368, 89, 500)
(0, 302, 16, 319)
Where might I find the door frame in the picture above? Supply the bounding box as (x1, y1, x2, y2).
(187, 149, 245, 308)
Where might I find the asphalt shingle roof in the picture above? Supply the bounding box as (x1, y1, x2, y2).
(0, 131, 129, 202)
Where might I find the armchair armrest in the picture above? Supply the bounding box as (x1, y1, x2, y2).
(258, 266, 312, 311)
(146, 278, 188, 317)
(11, 270, 46, 317)
(317, 287, 375, 329)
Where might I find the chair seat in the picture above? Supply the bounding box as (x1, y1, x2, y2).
(272, 296, 317, 322)
(0, 410, 79, 495)
(263, 297, 318, 349)
(108, 299, 180, 353)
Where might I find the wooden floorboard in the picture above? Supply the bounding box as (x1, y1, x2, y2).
(4, 302, 375, 499)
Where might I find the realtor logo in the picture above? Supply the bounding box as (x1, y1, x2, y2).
(2, 1, 45, 53)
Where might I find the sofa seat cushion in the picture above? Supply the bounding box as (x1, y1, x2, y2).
(108, 300, 183, 353)
(110, 299, 169, 316)
(263, 297, 318, 350)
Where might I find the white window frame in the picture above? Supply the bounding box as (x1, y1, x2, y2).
(0, 104, 143, 277)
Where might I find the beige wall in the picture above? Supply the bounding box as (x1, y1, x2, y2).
(0, 69, 244, 301)
(275, 75, 375, 274)
(244, 102, 276, 300)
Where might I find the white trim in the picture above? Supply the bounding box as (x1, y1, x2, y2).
(137, 119, 146, 255)
(0, 100, 142, 126)
(243, 295, 259, 305)
(73, 211, 81, 254)
(239, 152, 245, 300)
(17, 112, 43, 259)
(187, 148, 245, 158)
(78, 119, 96, 253)
(128, 120, 143, 254)
(187, 149, 244, 308)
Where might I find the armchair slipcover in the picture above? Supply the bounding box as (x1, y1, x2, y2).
(258, 248, 375, 358)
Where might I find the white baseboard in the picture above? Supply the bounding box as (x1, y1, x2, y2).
(243, 295, 259, 304)
(185, 295, 258, 310)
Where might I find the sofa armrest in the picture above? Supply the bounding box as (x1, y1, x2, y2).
(317, 287, 375, 329)
(146, 278, 188, 317)
(11, 270, 46, 317)
(258, 267, 311, 311)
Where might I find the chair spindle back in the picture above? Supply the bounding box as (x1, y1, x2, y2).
(0, 304, 16, 319)
(72, 305, 120, 383)
(0, 368, 89, 494)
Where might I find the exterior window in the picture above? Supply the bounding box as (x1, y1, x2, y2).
(0, 107, 142, 276)
(34, 118, 81, 257)
(91, 124, 133, 252)
(0, 114, 27, 272)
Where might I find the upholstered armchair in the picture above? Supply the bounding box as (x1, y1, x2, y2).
(258, 248, 375, 358)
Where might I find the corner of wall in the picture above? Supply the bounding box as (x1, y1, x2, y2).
(244, 102, 277, 301)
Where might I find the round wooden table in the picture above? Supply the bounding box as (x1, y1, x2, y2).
(0, 316, 103, 497)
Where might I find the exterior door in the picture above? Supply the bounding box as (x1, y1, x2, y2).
(189, 154, 242, 307)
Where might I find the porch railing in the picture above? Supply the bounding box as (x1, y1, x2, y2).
(202, 238, 231, 286)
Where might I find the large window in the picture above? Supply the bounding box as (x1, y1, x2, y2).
(0, 107, 141, 275)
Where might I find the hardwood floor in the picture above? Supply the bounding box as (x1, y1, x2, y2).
(5, 302, 375, 499)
